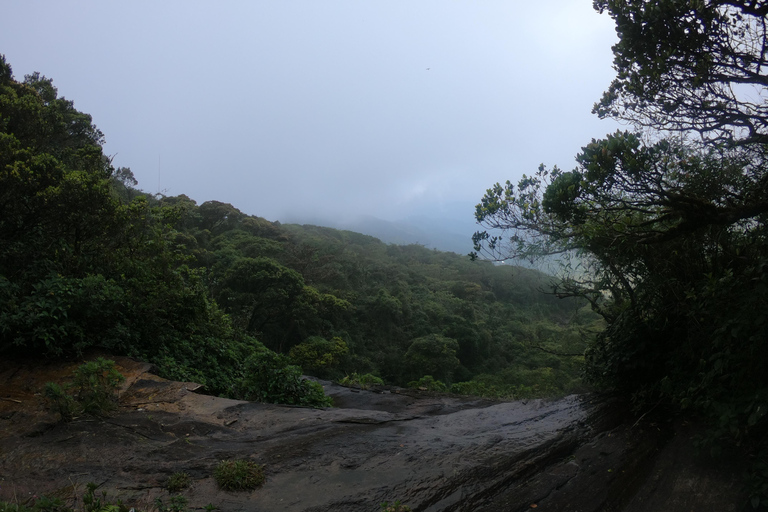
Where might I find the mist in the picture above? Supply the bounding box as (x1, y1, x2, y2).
(1, 1, 621, 247)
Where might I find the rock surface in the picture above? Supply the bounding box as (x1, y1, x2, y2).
(0, 355, 750, 511)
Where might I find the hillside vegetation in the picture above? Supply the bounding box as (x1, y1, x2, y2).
(0, 54, 595, 406)
(473, 1, 768, 505)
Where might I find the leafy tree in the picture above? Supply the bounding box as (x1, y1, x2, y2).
(216, 257, 305, 335)
(473, 2, 768, 501)
(404, 334, 460, 384)
(198, 200, 245, 234)
(0, 57, 284, 395)
(593, 0, 768, 146)
(289, 336, 349, 377)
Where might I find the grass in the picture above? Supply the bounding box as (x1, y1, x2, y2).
(380, 501, 412, 512)
(214, 460, 265, 491)
(166, 472, 191, 493)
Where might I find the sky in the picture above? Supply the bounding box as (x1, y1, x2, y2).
(1, 1, 621, 225)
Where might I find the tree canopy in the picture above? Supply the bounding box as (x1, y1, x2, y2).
(1, 51, 594, 406)
(594, 0, 768, 146)
(473, 1, 768, 500)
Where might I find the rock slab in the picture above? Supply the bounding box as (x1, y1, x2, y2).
(0, 356, 749, 511)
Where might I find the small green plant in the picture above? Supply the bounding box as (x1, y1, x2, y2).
(71, 358, 125, 415)
(44, 381, 79, 422)
(166, 471, 192, 493)
(338, 372, 384, 390)
(0, 481, 204, 512)
(81, 482, 130, 512)
(44, 358, 125, 421)
(154, 495, 188, 512)
(0, 503, 30, 512)
(214, 459, 265, 491)
(380, 500, 412, 512)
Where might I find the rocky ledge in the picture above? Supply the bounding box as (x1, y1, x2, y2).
(0, 356, 749, 511)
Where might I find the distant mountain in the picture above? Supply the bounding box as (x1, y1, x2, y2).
(282, 204, 480, 255)
(281, 205, 564, 274)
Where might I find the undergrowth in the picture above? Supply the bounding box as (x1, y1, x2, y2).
(44, 358, 125, 421)
(214, 460, 265, 491)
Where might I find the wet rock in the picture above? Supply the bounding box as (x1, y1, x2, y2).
(0, 356, 751, 511)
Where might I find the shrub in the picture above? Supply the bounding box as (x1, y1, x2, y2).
(380, 501, 412, 512)
(232, 351, 332, 408)
(214, 460, 265, 491)
(154, 495, 188, 512)
(44, 358, 125, 421)
(166, 472, 191, 493)
(44, 382, 79, 422)
(338, 372, 384, 390)
(70, 358, 125, 415)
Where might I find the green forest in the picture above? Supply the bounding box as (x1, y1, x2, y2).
(3, 0, 768, 502)
(0, 53, 596, 407)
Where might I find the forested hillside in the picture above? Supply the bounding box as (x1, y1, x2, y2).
(152, 195, 596, 394)
(0, 54, 595, 407)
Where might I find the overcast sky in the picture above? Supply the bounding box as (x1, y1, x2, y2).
(1, 1, 621, 224)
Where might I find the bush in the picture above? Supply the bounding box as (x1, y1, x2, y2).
(338, 372, 384, 390)
(70, 358, 125, 415)
(166, 472, 191, 493)
(44, 358, 125, 421)
(380, 501, 412, 512)
(214, 460, 265, 491)
(232, 351, 332, 408)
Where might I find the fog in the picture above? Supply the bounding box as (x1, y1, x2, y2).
(1, 1, 621, 239)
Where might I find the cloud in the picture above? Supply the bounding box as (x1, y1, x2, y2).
(0, 1, 620, 225)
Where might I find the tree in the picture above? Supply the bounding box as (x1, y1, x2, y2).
(0, 57, 119, 281)
(593, 0, 768, 146)
(404, 334, 460, 384)
(472, 1, 768, 487)
(216, 257, 306, 335)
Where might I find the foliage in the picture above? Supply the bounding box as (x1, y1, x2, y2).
(166, 472, 191, 493)
(70, 358, 125, 415)
(288, 336, 348, 377)
(0, 481, 197, 512)
(404, 334, 460, 384)
(593, 0, 768, 146)
(154, 495, 187, 512)
(473, 2, 768, 506)
(213, 460, 265, 492)
(44, 358, 124, 421)
(380, 501, 412, 512)
(1, 50, 594, 418)
(0, 482, 134, 512)
(338, 372, 384, 390)
(232, 351, 333, 408)
(43, 382, 79, 422)
(408, 375, 447, 392)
